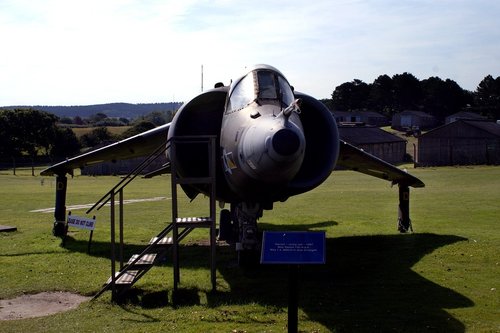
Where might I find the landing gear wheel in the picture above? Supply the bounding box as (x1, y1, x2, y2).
(218, 209, 233, 242)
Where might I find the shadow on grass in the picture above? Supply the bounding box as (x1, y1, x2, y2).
(64, 232, 472, 332)
(260, 220, 339, 231)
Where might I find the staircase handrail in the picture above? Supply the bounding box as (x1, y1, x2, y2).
(86, 142, 170, 214)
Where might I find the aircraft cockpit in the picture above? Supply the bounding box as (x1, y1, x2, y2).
(226, 66, 295, 114)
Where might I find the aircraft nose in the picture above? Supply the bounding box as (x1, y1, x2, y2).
(236, 117, 306, 184)
(272, 128, 301, 156)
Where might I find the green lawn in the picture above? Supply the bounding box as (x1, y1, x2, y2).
(71, 126, 131, 138)
(0, 166, 498, 332)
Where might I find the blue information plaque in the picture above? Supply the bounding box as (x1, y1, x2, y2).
(260, 231, 326, 264)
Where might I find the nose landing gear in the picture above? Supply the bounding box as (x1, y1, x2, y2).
(218, 202, 263, 266)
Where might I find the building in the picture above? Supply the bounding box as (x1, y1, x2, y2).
(417, 120, 500, 166)
(338, 125, 408, 164)
(392, 110, 437, 130)
(333, 110, 389, 127)
(445, 111, 487, 124)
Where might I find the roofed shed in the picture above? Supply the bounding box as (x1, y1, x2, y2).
(445, 111, 487, 124)
(392, 110, 437, 130)
(338, 126, 407, 164)
(333, 110, 389, 127)
(417, 120, 500, 166)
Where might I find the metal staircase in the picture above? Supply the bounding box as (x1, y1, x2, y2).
(92, 136, 217, 301)
(170, 136, 217, 294)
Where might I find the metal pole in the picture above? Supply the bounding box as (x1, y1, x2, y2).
(53, 174, 68, 237)
(171, 139, 180, 293)
(288, 264, 299, 333)
(209, 137, 217, 292)
(110, 191, 117, 301)
(119, 189, 124, 269)
(397, 184, 411, 233)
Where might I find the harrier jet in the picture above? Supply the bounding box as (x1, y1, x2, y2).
(42, 64, 424, 259)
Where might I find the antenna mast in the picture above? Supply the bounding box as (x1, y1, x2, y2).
(201, 65, 204, 92)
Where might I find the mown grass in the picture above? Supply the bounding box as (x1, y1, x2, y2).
(0, 166, 499, 332)
(71, 126, 131, 138)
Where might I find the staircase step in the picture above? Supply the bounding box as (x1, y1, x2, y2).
(150, 236, 173, 246)
(106, 270, 139, 285)
(176, 217, 213, 227)
(127, 253, 157, 268)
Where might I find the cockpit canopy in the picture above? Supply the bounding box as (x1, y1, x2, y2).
(226, 66, 295, 113)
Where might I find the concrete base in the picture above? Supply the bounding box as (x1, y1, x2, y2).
(0, 225, 17, 232)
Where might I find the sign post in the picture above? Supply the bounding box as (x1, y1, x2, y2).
(65, 212, 97, 253)
(261, 231, 326, 333)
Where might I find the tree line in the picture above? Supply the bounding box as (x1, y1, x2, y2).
(0, 109, 173, 171)
(322, 74, 500, 122)
(1, 73, 499, 171)
(0, 109, 79, 163)
(0, 102, 182, 119)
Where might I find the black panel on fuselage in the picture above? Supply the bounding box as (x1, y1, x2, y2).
(287, 92, 339, 196)
(167, 86, 233, 200)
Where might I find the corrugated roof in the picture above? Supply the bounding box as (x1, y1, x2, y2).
(463, 120, 500, 137)
(338, 126, 406, 145)
(420, 120, 500, 138)
(446, 111, 486, 120)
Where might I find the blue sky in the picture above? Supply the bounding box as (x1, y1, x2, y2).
(1, 0, 499, 105)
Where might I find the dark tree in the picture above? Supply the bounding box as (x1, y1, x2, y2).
(320, 98, 335, 111)
(325, 72, 488, 123)
(331, 79, 371, 111)
(59, 117, 73, 125)
(119, 117, 130, 125)
(474, 75, 500, 119)
(141, 111, 167, 126)
(120, 121, 156, 139)
(391, 72, 422, 111)
(0, 108, 59, 159)
(73, 116, 85, 125)
(421, 77, 471, 122)
(0, 110, 21, 158)
(80, 127, 115, 148)
(89, 112, 108, 124)
(50, 127, 81, 158)
(368, 74, 395, 116)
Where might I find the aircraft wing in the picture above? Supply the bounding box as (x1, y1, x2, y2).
(41, 123, 170, 176)
(336, 140, 424, 188)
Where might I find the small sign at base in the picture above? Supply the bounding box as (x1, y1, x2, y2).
(67, 215, 96, 231)
(260, 231, 326, 265)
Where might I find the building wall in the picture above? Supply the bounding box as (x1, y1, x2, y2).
(418, 137, 500, 166)
(418, 122, 500, 166)
(392, 112, 437, 130)
(357, 141, 407, 164)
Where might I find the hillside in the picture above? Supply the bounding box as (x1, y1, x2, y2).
(0, 102, 183, 119)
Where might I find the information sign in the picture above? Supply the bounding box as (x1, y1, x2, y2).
(67, 215, 96, 230)
(260, 231, 326, 264)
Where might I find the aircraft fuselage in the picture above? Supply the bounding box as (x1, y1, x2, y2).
(220, 67, 306, 203)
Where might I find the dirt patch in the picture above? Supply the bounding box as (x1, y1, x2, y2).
(0, 292, 90, 321)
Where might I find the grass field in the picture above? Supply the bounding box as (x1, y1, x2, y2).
(71, 126, 131, 138)
(0, 166, 498, 332)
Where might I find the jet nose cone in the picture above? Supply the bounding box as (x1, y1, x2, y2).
(272, 128, 301, 156)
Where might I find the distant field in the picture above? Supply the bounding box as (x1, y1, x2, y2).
(71, 126, 132, 138)
(0, 166, 498, 332)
